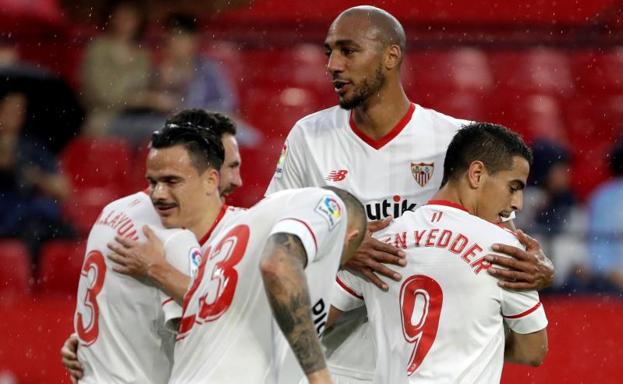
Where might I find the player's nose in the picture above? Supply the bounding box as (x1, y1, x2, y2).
(326, 51, 344, 74)
(511, 191, 524, 212)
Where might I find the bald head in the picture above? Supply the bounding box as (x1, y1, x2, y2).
(334, 6, 406, 55)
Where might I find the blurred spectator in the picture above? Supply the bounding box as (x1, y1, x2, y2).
(81, 0, 171, 136)
(157, 13, 238, 114)
(108, 12, 260, 147)
(0, 91, 74, 268)
(515, 140, 586, 291)
(588, 139, 623, 292)
(0, 40, 84, 153)
(516, 140, 576, 236)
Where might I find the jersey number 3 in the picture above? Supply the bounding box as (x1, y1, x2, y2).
(399, 275, 443, 375)
(75, 250, 107, 345)
(179, 225, 250, 336)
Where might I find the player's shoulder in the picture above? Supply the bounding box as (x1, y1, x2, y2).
(102, 190, 151, 214)
(291, 105, 347, 134)
(415, 103, 472, 131)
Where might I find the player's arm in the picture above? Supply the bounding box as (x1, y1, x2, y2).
(345, 217, 406, 291)
(107, 226, 190, 304)
(485, 229, 554, 291)
(60, 333, 82, 383)
(325, 270, 366, 330)
(504, 328, 548, 366)
(260, 232, 334, 384)
(501, 280, 549, 366)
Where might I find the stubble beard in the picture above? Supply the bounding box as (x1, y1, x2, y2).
(338, 64, 386, 110)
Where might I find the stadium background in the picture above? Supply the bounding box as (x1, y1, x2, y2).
(0, 0, 622, 382)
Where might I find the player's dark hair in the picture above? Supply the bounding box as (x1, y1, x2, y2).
(150, 111, 225, 173)
(322, 186, 367, 248)
(164, 13, 199, 34)
(166, 109, 236, 138)
(441, 122, 533, 186)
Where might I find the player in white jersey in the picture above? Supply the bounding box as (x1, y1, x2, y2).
(62, 110, 244, 382)
(330, 123, 548, 383)
(170, 187, 368, 384)
(73, 191, 200, 383)
(267, 6, 554, 382)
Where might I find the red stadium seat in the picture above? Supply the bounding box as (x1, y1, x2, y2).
(240, 85, 325, 136)
(0, 239, 31, 303)
(417, 91, 488, 121)
(489, 49, 574, 97)
(227, 138, 284, 208)
(406, 48, 494, 97)
(37, 240, 85, 296)
(240, 45, 331, 94)
(60, 137, 134, 234)
(60, 136, 133, 192)
(572, 48, 623, 94)
(484, 92, 568, 146)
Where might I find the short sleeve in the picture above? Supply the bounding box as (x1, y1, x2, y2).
(330, 270, 365, 312)
(268, 189, 348, 265)
(501, 289, 548, 334)
(155, 227, 201, 328)
(265, 126, 307, 195)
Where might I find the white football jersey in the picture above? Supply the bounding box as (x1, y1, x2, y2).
(170, 188, 349, 384)
(266, 103, 469, 380)
(74, 191, 201, 384)
(332, 201, 548, 384)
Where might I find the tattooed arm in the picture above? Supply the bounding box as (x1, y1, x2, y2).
(260, 233, 334, 384)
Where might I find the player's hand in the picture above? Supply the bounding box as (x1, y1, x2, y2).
(344, 217, 406, 291)
(107, 225, 166, 279)
(60, 333, 83, 383)
(485, 230, 555, 291)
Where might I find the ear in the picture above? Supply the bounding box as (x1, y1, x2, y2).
(466, 160, 487, 189)
(385, 44, 402, 70)
(340, 228, 361, 266)
(201, 168, 220, 194)
(346, 228, 360, 243)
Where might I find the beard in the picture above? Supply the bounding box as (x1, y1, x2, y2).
(338, 63, 386, 110)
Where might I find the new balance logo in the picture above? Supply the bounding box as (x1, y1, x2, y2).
(326, 169, 348, 182)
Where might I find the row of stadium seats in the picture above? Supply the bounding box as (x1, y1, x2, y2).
(207, 43, 623, 96)
(0, 239, 83, 303)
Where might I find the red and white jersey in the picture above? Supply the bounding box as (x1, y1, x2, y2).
(170, 188, 348, 384)
(332, 201, 548, 384)
(74, 191, 200, 384)
(266, 103, 469, 380)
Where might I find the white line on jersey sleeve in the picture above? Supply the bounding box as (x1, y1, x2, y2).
(501, 290, 548, 334)
(269, 218, 318, 264)
(330, 270, 365, 312)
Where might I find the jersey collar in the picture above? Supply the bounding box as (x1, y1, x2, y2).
(349, 103, 415, 150)
(198, 203, 229, 246)
(426, 199, 469, 213)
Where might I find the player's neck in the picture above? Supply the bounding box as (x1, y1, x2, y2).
(351, 85, 410, 140)
(432, 183, 474, 215)
(189, 197, 224, 240)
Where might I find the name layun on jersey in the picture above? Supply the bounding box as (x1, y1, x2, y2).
(74, 191, 200, 383)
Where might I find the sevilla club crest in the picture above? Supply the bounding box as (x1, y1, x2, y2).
(411, 162, 434, 187)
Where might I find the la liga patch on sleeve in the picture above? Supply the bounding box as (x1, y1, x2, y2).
(315, 195, 343, 230)
(189, 247, 202, 278)
(274, 144, 288, 179)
